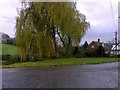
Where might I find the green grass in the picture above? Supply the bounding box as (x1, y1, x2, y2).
(0, 44, 119, 68)
(2, 58, 119, 68)
(0, 44, 19, 55)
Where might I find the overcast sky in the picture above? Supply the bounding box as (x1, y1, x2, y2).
(77, 0, 119, 44)
(0, 0, 119, 44)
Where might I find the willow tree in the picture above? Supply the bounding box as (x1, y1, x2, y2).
(16, 1, 89, 61)
(16, 3, 55, 61)
(45, 2, 89, 55)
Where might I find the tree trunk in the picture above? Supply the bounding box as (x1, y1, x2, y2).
(52, 20, 58, 57)
(66, 35, 72, 56)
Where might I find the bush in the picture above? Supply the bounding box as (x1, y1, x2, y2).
(73, 46, 86, 58)
(2, 54, 11, 60)
(117, 54, 120, 57)
(10, 55, 21, 62)
(2, 55, 21, 65)
(6, 38, 16, 45)
(57, 46, 66, 58)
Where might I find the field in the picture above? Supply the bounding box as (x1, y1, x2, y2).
(0, 44, 19, 55)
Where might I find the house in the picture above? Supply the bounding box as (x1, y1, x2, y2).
(102, 42, 113, 55)
(0, 32, 16, 45)
(87, 39, 102, 51)
(86, 39, 105, 57)
(110, 42, 120, 57)
(85, 38, 120, 57)
(0, 32, 10, 44)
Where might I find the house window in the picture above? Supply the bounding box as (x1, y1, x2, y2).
(92, 45, 95, 48)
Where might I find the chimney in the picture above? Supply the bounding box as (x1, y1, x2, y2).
(98, 38, 100, 43)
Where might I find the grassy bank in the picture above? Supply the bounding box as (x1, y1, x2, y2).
(2, 58, 119, 68)
(0, 44, 119, 68)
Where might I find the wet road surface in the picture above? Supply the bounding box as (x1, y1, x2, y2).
(2, 62, 119, 88)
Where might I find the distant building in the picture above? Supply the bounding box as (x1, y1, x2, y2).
(0, 32, 16, 45)
(111, 43, 120, 56)
(87, 39, 102, 51)
(85, 38, 120, 57)
(102, 42, 113, 55)
(0, 32, 10, 44)
(86, 39, 104, 57)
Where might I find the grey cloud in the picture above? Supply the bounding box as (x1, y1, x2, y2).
(0, 0, 119, 42)
(77, 0, 118, 44)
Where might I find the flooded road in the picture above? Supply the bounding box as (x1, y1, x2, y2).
(2, 62, 119, 88)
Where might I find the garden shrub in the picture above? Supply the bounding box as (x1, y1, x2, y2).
(2, 54, 11, 60)
(73, 46, 86, 58)
(10, 55, 21, 62)
(2, 55, 21, 65)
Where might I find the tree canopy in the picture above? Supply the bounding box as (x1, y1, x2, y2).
(16, 1, 90, 61)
